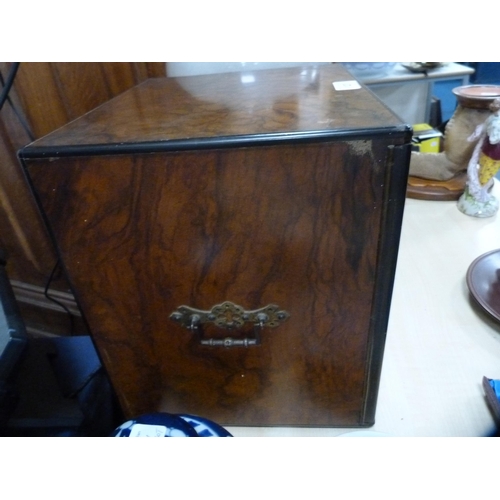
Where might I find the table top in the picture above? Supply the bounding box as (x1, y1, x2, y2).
(228, 182, 500, 436)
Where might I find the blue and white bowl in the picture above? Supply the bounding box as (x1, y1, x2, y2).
(111, 412, 233, 437)
(177, 414, 233, 437)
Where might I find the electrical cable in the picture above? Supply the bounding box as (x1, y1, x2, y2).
(1, 64, 72, 334)
(0, 63, 20, 112)
(1, 64, 71, 334)
(0, 63, 35, 141)
(44, 259, 75, 336)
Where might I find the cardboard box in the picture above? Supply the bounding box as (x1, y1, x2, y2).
(412, 123, 442, 153)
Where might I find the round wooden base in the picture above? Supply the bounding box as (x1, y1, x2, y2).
(406, 173, 467, 201)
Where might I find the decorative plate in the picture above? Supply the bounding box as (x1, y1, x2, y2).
(466, 249, 500, 323)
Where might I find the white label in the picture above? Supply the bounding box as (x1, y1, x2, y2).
(332, 80, 361, 91)
(129, 423, 168, 437)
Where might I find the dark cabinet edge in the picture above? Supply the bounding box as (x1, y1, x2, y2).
(18, 126, 412, 159)
(360, 142, 412, 426)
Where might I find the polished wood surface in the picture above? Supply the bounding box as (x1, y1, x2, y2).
(23, 67, 411, 426)
(28, 64, 406, 150)
(26, 139, 404, 426)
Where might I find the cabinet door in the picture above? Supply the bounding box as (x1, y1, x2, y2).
(25, 138, 405, 426)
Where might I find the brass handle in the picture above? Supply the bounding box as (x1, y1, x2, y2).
(169, 301, 289, 347)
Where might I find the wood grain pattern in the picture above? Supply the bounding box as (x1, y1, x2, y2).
(14, 62, 166, 139)
(28, 64, 405, 150)
(25, 138, 398, 426)
(0, 109, 57, 282)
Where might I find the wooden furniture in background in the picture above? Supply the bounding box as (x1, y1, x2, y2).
(0, 62, 165, 336)
(21, 64, 412, 426)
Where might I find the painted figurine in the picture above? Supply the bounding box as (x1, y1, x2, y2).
(458, 98, 500, 217)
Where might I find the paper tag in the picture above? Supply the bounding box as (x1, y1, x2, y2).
(129, 423, 168, 437)
(332, 80, 361, 91)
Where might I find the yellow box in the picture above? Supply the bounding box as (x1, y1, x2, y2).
(412, 123, 442, 153)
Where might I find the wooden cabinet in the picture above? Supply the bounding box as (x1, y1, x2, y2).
(20, 64, 411, 426)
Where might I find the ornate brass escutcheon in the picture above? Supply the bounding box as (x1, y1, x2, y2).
(169, 301, 290, 347)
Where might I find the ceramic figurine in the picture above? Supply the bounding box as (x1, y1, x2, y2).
(457, 98, 500, 217)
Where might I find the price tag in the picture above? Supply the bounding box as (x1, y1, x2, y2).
(332, 80, 361, 91)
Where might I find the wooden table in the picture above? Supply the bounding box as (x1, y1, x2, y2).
(228, 182, 500, 436)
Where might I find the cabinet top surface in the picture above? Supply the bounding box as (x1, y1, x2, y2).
(23, 64, 408, 154)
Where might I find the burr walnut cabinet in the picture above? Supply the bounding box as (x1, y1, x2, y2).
(20, 64, 411, 427)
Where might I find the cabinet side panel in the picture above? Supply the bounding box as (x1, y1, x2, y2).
(25, 140, 393, 426)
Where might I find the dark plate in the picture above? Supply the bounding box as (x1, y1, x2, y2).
(466, 249, 500, 322)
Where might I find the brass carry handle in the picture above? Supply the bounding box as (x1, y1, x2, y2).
(169, 301, 290, 347)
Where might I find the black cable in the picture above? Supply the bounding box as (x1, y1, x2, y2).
(44, 259, 75, 336)
(0, 63, 35, 141)
(1, 65, 71, 334)
(0, 63, 20, 112)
